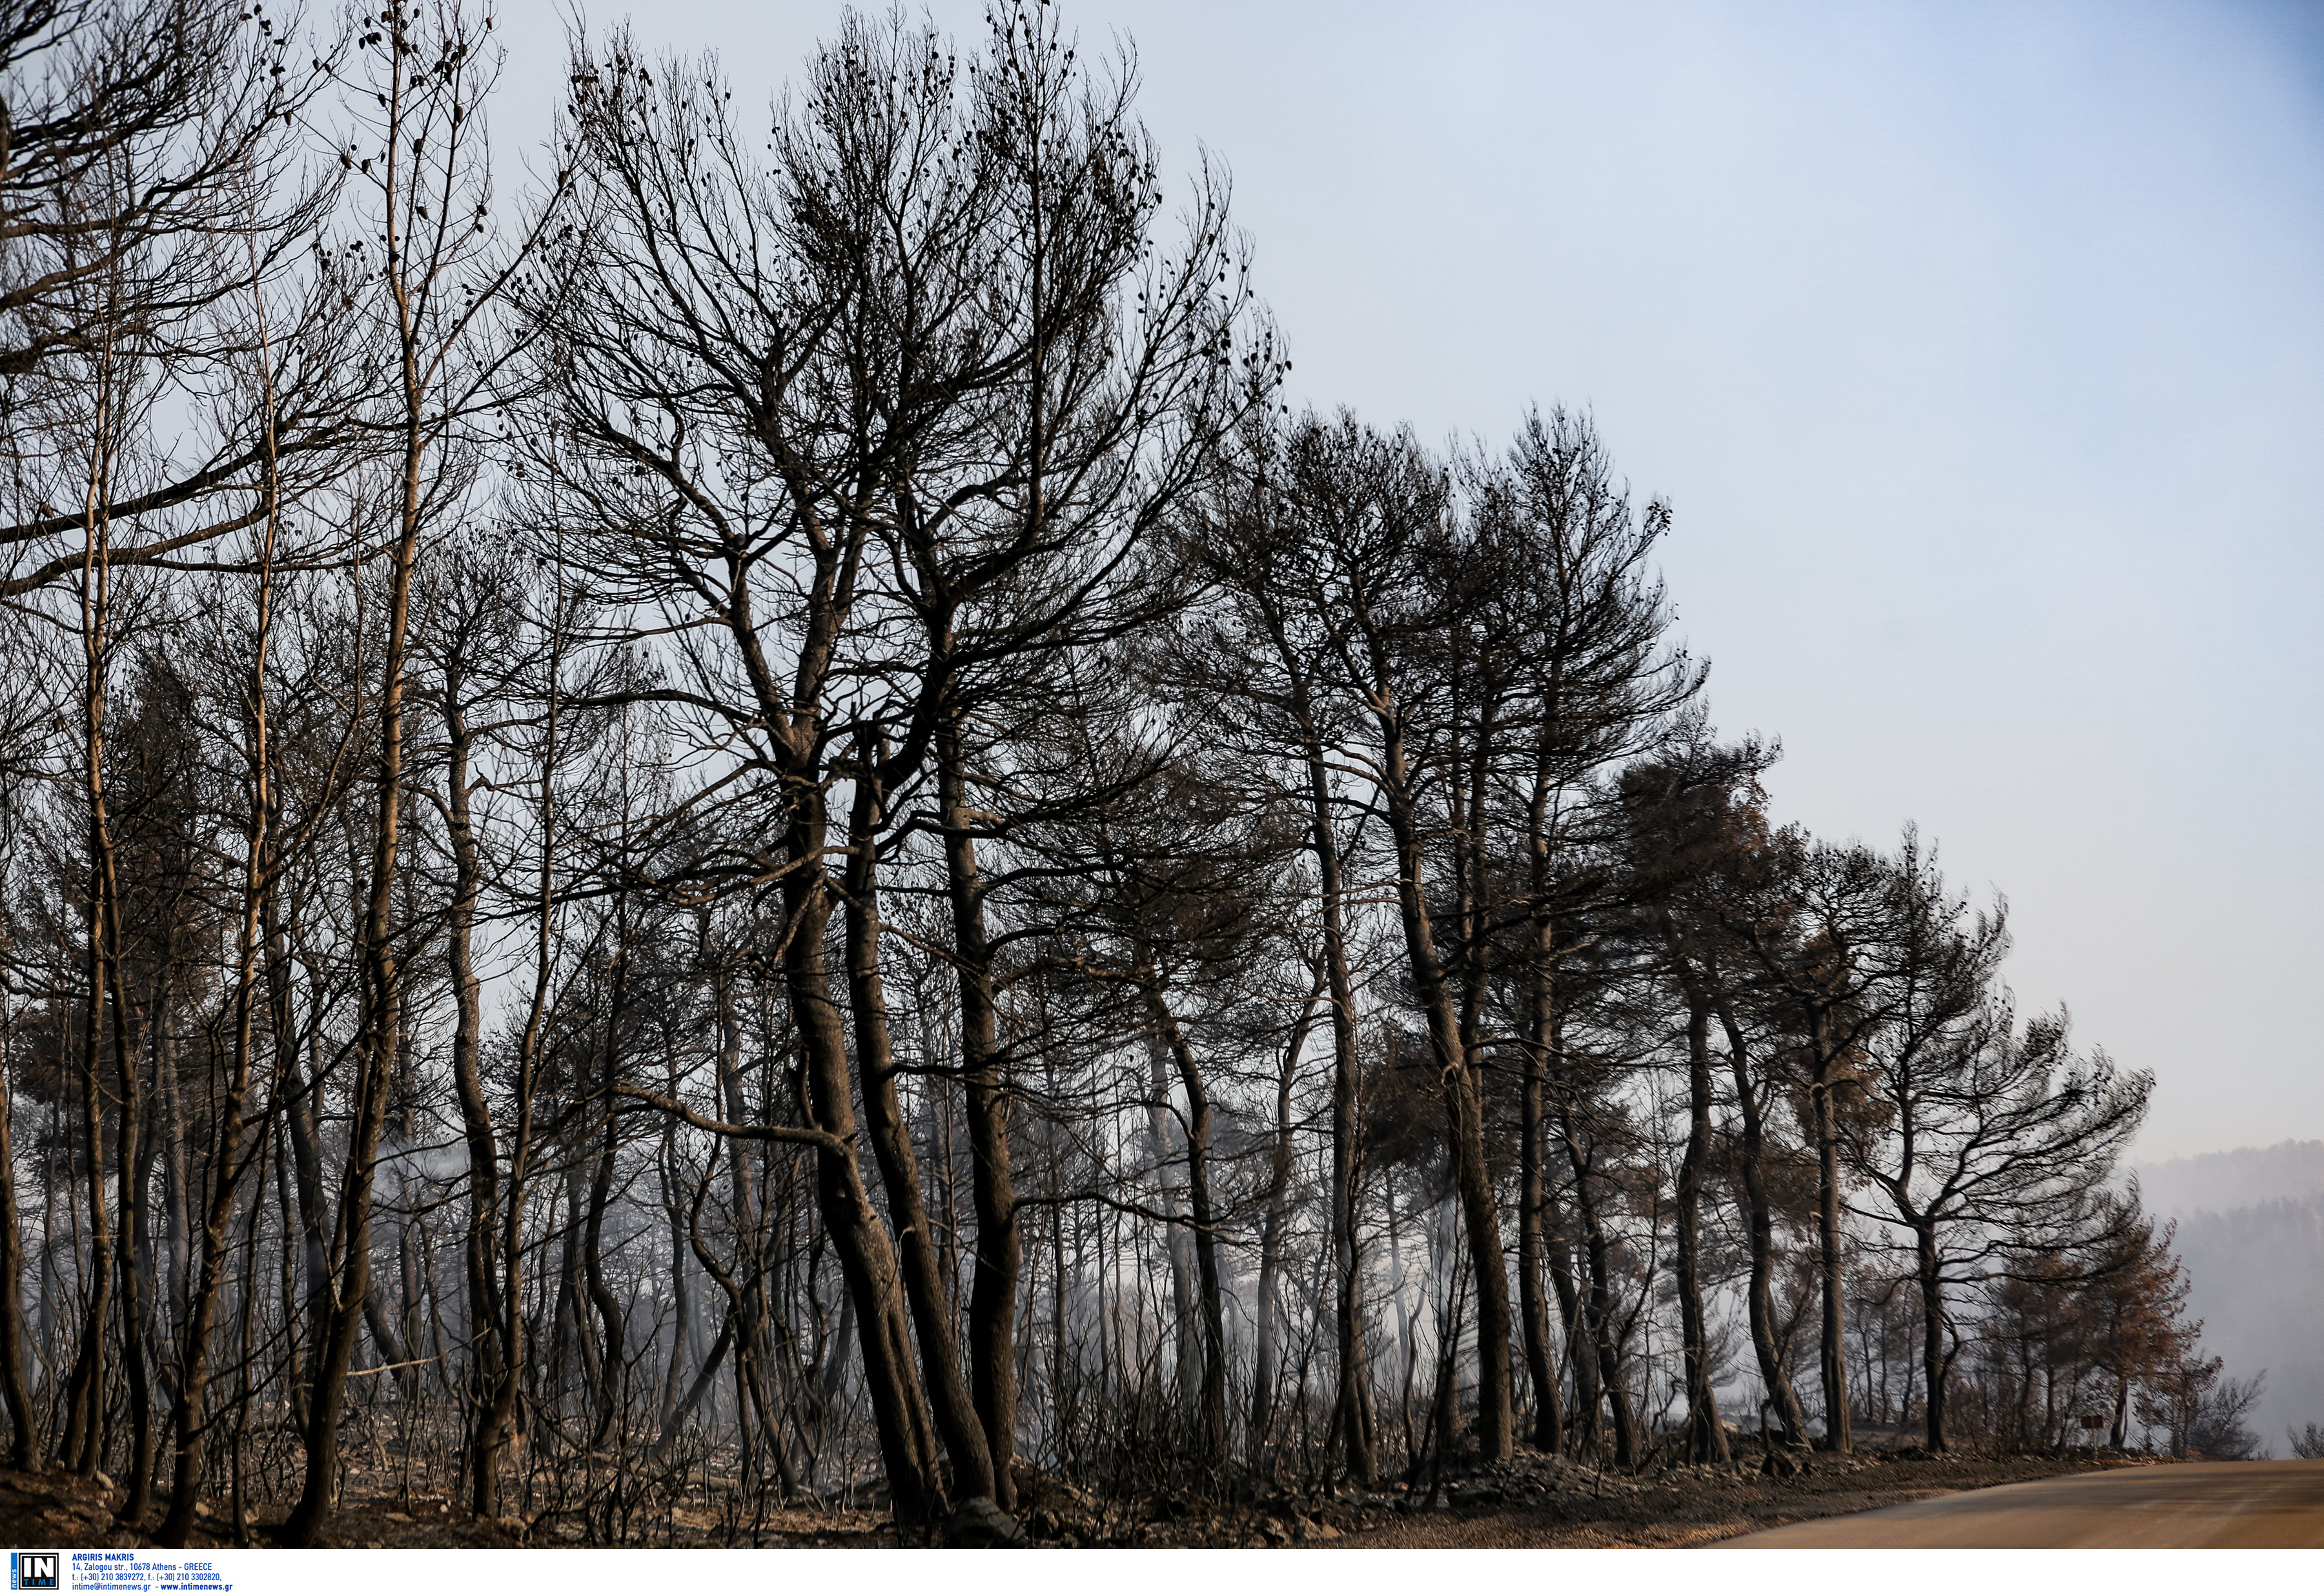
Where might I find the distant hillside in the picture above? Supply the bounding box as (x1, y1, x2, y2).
(2131, 1139, 2324, 1216)
(2128, 1141, 2324, 1456)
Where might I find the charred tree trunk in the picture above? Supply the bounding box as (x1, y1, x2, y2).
(1376, 720, 1514, 1461)
(1715, 997, 1810, 1447)
(581, 935, 631, 1448)
(1520, 922, 1565, 1456)
(158, 527, 280, 1541)
(1254, 583, 1378, 1485)
(442, 699, 513, 1514)
(934, 723, 1021, 1510)
(0, 985, 30, 1467)
(1806, 1008, 1852, 1456)
(1666, 939, 1729, 1465)
(1252, 966, 1321, 1452)
(1916, 1221, 1950, 1452)
(842, 764, 997, 1506)
(1544, 1177, 1598, 1458)
(1559, 1103, 1640, 1468)
(1145, 984, 1229, 1465)
(786, 798, 943, 1524)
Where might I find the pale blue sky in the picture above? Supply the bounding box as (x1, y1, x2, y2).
(488, 0, 2324, 1160)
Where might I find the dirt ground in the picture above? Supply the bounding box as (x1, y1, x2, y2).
(1310, 1447, 2178, 1550)
(0, 1447, 2179, 1550)
(0, 1465, 524, 1550)
(1000, 1445, 2177, 1549)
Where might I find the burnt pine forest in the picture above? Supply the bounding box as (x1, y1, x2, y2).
(0, 0, 2247, 1549)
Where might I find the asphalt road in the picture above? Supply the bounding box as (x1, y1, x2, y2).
(1717, 1459, 2324, 1548)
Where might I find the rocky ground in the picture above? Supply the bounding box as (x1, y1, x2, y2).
(0, 1446, 2179, 1550)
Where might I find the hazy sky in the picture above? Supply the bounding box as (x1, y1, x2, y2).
(487, 0, 2324, 1161)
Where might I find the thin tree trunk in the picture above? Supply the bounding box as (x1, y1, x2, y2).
(1520, 917, 1565, 1455)
(1250, 587, 1378, 1485)
(1143, 1033, 1199, 1414)
(1374, 718, 1514, 1461)
(1715, 995, 1810, 1447)
(1666, 937, 1729, 1465)
(1544, 1175, 1597, 1458)
(63, 491, 118, 1481)
(785, 802, 943, 1525)
(1559, 1103, 1640, 1468)
(1253, 962, 1323, 1452)
(158, 468, 281, 1540)
(1917, 1223, 1949, 1452)
(842, 762, 997, 1507)
(0, 961, 31, 1467)
(1145, 984, 1228, 1464)
(580, 921, 633, 1447)
(442, 697, 510, 1514)
(934, 724, 1021, 1510)
(1807, 1008, 1852, 1455)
